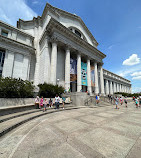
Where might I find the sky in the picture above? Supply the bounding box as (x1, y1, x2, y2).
(0, 0, 141, 93)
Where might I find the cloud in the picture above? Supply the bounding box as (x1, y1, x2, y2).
(132, 76, 141, 80)
(122, 54, 140, 66)
(131, 71, 141, 80)
(108, 44, 115, 50)
(0, 0, 37, 26)
(131, 71, 141, 77)
(32, 0, 39, 4)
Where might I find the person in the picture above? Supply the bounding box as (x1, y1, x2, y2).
(110, 95, 113, 104)
(62, 96, 66, 109)
(119, 97, 123, 105)
(55, 94, 60, 109)
(96, 94, 100, 104)
(35, 96, 39, 109)
(115, 96, 119, 109)
(135, 97, 139, 108)
(124, 97, 128, 107)
(43, 98, 47, 112)
(139, 96, 141, 107)
(49, 98, 53, 108)
(39, 96, 44, 109)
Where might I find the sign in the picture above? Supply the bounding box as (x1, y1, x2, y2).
(81, 62, 87, 86)
(70, 58, 77, 82)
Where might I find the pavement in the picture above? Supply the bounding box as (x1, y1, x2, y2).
(0, 102, 141, 158)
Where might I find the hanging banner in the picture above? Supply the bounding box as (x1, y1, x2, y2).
(81, 62, 87, 86)
(70, 58, 77, 82)
(91, 65, 95, 87)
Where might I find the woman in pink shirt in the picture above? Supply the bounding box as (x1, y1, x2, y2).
(39, 96, 43, 109)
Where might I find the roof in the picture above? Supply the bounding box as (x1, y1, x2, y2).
(0, 20, 34, 39)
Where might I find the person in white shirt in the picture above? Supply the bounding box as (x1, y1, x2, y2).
(55, 94, 60, 109)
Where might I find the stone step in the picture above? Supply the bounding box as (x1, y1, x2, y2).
(0, 104, 78, 137)
(0, 109, 41, 123)
(0, 104, 35, 116)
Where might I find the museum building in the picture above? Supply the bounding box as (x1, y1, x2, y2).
(0, 3, 131, 95)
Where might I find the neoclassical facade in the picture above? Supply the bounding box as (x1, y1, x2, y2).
(0, 3, 131, 95)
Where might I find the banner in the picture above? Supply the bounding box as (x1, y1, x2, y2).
(81, 62, 87, 86)
(70, 58, 77, 82)
(91, 65, 95, 87)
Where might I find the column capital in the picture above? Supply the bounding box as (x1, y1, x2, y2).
(65, 44, 71, 51)
(50, 37, 58, 43)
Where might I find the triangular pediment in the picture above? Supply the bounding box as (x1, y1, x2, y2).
(42, 3, 98, 47)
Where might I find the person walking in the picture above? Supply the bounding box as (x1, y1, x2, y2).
(55, 94, 60, 109)
(115, 96, 119, 109)
(135, 97, 139, 108)
(124, 97, 128, 108)
(39, 96, 44, 109)
(96, 94, 100, 104)
(43, 98, 47, 112)
(35, 96, 39, 109)
(119, 97, 123, 105)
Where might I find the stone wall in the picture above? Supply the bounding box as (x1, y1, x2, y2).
(0, 98, 35, 108)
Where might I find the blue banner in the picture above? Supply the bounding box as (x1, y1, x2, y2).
(81, 62, 87, 86)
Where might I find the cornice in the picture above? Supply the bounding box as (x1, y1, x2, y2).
(0, 35, 35, 52)
(103, 68, 131, 83)
(0, 20, 34, 39)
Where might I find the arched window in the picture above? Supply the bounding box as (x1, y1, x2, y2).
(68, 27, 87, 41)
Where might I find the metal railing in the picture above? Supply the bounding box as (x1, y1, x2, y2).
(84, 96, 115, 106)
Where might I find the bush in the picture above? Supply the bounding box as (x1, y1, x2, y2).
(38, 83, 65, 98)
(0, 77, 35, 98)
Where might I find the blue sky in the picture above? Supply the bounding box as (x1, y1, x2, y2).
(0, 0, 141, 93)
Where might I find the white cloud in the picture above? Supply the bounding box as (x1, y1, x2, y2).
(122, 54, 140, 66)
(108, 45, 114, 50)
(131, 71, 141, 80)
(0, 0, 37, 26)
(32, 0, 39, 4)
(131, 71, 141, 77)
(132, 76, 141, 80)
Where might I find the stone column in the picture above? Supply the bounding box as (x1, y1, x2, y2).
(105, 79, 109, 95)
(44, 38, 50, 83)
(120, 84, 122, 92)
(87, 59, 92, 94)
(114, 82, 116, 93)
(77, 54, 81, 92)
(94, 62, 99, 94)
(117, 83, 119, 92)
(65, 48, 70, 92)
(99, 65, 105, 95)
(110, 81, 113, 95)
(50, 41, 57, 85)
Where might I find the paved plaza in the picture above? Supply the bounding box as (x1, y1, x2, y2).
(0, 102, 141, 158)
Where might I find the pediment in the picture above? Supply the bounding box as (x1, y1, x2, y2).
(42, 3, 98, 47)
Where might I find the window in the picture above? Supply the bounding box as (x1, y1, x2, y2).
(1, 30, 8, 37)
(75, 30, 81, 37)
(0, 50, 5, 77)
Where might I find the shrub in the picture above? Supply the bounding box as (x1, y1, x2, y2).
(0, 77, 34, 98)
(38, 83, 65, 98)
